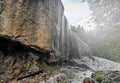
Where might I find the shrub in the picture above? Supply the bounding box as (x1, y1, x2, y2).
(92, 71, 111, 83)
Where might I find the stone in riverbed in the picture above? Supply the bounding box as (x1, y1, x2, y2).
(105, 70, 120, 82)
(83, 77, 96, 83)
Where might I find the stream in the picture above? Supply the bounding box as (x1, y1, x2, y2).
(61, 56, 120, 83)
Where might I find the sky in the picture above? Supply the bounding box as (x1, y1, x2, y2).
(61, 0, 95, 30)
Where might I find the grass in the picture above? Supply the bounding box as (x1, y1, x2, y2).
(48, 65, 60, 72)
(39, 63, 60, 72)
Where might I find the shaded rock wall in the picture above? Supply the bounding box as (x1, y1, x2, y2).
(0, 1, 69, 81)
(0, 35, 51, 81)
(0, 0, 69, 57)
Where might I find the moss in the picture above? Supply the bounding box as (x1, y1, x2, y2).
(39, 63, 48, 72)
(92, 71, 111, 83)
(92, 71, 104, 82)
(48, 65, 60, 72)
(39, 63, 60, 72)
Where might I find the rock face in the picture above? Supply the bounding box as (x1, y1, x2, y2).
(106, 71, 120, 82)
(0, 0, 70, 82)
(0, 0, 69, 57)
(0, 36, 51, 81)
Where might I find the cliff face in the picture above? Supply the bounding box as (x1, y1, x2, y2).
(0, 0, 69, 82)
(0, 0, 69, 57)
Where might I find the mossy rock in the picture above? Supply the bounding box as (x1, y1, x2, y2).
(91, 71, 111, 83)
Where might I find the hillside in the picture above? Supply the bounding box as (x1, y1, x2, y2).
(85, 0, 120, 62)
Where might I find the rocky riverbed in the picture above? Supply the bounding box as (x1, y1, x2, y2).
(61, 56, 120, 83)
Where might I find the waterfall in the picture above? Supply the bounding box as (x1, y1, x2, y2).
(69, 31, 94, 61)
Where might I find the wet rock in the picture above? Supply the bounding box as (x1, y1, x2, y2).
(0, 64, 8, 73)
(10, 80, 17, 83)
(20, 80, 29, 83)
(91, 70, 120, 83)
(12, 68, 21, 77)
(27, 52, 39, 61)
(83, 77, 96, 83)
(62, 56, 120, 83)
(40, 73, 66, 83)
(29, 62, 39, 72)
(0, 51, 4, 64)
(105, 70, 120, 82)
(57, 75, 65, 83)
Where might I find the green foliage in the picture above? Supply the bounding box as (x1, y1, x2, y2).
(39, 63, 60, 72)
(70, 23, 120, 63)
(92, 71, 104, 82)
(48, 65, 60, 72)
(110, 47, 120, 62)
(92, 71, 111, 83)
(83, 27, 120, 63)
(39, 63, 48, 72)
